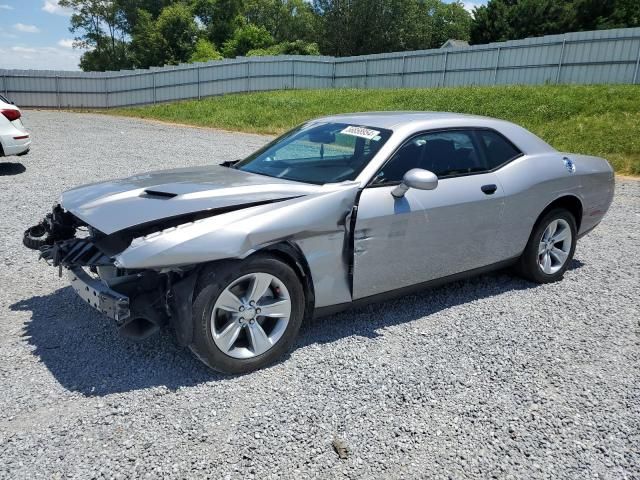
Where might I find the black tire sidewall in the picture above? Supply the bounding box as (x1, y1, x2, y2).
(23, 226, 49, 250)
(520, 208, 577, 283)
(190, 255, 305, 374)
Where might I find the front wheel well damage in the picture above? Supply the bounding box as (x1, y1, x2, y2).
(169, 241, 315, 347)
(260, 242, 316, 320)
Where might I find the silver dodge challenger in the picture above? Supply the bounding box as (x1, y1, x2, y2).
(24, 112, 615, 373)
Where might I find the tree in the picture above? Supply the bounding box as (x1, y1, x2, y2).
(313, 0, 471, 56)
(155, 3, 199, 64)
(59, 0, 133, 71)
(470, 0, 640, 45)
(571, 0, 640, 30)
(247, 39, 320, 56)
(243, 0, 318, 43)
(115, 0, 173, 33)
(430, 1, 472, 47)
(192, 0, 244, 47)
(221, 24, 274, 57)
(130, 3, 199, 67)
(190, 38, 224, 62)
(130, 8, 164, 68)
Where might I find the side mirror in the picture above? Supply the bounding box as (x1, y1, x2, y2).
(391, 168, 438, 198)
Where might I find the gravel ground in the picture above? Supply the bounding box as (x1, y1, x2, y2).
(0, 111, 638, 479)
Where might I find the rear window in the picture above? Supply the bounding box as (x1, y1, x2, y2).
(477, 130, 522, 169)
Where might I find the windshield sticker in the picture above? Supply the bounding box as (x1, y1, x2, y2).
(340, 126, 381, 140)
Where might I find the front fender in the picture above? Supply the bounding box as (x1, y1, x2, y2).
(115, 186, 359, 268)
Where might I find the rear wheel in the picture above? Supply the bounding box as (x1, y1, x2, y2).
(189, 255, 304, 374)
(517, 208, 577, 284)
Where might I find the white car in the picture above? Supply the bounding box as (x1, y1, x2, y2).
(0, 94, 31, 158)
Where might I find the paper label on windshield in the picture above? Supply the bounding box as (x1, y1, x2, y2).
(340, 126, 380, 140)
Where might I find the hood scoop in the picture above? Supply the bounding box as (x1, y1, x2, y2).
(141, 189, 178, 199)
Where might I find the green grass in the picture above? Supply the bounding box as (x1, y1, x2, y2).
(109, 85, 640, 175)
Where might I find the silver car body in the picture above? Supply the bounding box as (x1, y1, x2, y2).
(51, 112, 615, 313)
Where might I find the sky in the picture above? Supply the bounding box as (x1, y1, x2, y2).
(0, 0, 487, 71)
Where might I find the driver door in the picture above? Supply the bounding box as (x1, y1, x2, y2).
(352, 129, 507, 299)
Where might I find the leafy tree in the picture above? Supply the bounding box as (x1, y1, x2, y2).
(115, 0, 173, 33)
(313, 0, 471, 56)
(571, 0, 640, 30)
(155, 3, 199, 64)
(470, 0, 640, 44)
(192, 0, 244, 47)
(430, 1, 472, 47)
(63, 0, 478, 69)
(247, 39, 320, 56)
(130, 3, 199, 67)
(221, 24, 275, 57)
(243, 0, 318, 43)
(190, 38, 224, 62)
(59, 0, 133, 71)
(130, 8, 164, 68)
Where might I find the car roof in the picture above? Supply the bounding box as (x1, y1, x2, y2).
(312, 111, 555, 154)
(314, 111, 496, 130)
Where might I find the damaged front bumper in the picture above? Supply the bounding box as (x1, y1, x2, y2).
(68, 266, 131, 324)
(24, 205, 199, 344)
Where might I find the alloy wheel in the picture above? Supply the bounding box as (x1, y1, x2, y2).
(210, 272, 292, 359)
(538, 218, 572, 275)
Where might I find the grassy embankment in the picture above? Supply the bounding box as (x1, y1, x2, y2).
(110, 85, 640, 175)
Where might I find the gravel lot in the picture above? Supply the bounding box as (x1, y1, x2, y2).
(1, 111, 638, 479)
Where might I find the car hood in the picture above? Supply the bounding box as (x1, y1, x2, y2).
(61, 165, 323, 235)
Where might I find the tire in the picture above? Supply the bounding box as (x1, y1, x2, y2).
(23, 223, 50, 250)
(189, 254, 305, 374)
(517, 208, 577, 284)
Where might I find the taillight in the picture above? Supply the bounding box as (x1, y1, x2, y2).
(1, 109, 21, 121)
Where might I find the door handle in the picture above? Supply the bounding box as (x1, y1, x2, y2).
(481, 184, 498, 195)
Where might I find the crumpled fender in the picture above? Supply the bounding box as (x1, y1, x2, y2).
(114, 186, 360, 271)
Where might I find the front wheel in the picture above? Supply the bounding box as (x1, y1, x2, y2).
(517, 208, 577, 284)
(189, 255, 305, 374)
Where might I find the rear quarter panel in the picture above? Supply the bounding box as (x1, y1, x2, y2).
(495, 152, 614, 259)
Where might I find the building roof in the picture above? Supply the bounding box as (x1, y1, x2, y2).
(440, 39, 470, 49)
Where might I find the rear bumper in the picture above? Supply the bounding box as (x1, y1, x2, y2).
(0, 133, 31, 156)
(67, 267, 131, 325)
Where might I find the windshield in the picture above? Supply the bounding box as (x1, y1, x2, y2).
(234, 122, 393, 184)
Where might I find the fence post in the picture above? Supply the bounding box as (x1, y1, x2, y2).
(441, 51, 448, 87)
(104, 77, 109, 108)
(401, 55, 406, 88)
(332, 59, 336, 89)
(556, 39, 566, 84)
(493, 47, 501, 85)
(55, 75, 60, 110)
(152, 71, 157, 104)
(364, 59, 368, 89)
(246, 60, 251, 92)
(633, 40, 640, 84)
(2, 74, 7, 98)
(197, 65, 201, 100)
(291, 59, 295, 90)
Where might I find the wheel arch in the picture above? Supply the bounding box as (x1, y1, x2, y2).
(537, 194, 583, 232)
(257, 241, 316, 320)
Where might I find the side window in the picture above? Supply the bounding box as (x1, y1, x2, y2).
(373, 130, 484, 183)
(477, 130, 521, 169)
